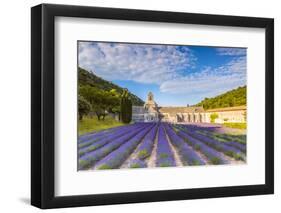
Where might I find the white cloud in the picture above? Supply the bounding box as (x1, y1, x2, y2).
(78, 42, 196, 84)
(159, 56, 246, 99)
(79, 42, 246, 102)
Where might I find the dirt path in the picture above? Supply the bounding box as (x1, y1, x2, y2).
(164, 129, 184, 167)
(179, 126, 244, 165)
(172, 126, 209, 165)
(223, 154, 245, 165)
(193, 149, 209, 165)
(119, 136, 147, 169)
(186, 134, 244, 165)
(146, 128, 158, 168)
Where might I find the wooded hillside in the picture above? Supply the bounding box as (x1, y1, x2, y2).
(196, 86, 246, 110)
(79, 67, 144, 106)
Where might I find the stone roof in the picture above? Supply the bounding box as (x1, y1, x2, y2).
(133, 102, 246, 115)
(206, 105, 246, 112)
(159, 106, 205, 114)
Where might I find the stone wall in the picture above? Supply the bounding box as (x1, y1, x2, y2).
(132, 106, 145, 122)
(205, 110, 246, 124)
(132, 106, 246, 124)
(131, 93, 246, 124)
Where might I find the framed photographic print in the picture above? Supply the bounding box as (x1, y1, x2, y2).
(31, 4, 274, 209)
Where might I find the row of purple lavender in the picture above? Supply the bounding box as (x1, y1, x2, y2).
(155, 124, 176, 167)
(78, 122, 246, 170)
(176, 124, 246, 161)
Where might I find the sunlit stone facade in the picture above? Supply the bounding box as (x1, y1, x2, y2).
(132, 92, 246, 123)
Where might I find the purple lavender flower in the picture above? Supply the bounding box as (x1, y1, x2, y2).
(128, 159, 147, 168)
(78, 124, 130, 144)
(176, 129, 229, 165)
(226, 141, 246, 152)
(180, 125, 246, 161)
(134, 124, 158, 160)
(79, 124, 145, 157)
(156, 124, 176, 167)
(197, 130, 246, 153)
(164, 124, 205, 166)
(78, 123, 151, 170)
(95, 124, 154, 170)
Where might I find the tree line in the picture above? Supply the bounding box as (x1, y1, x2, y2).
(79, 67, 144, 105)
(78, 83, 133, 123)
(196, 86, 246, 110)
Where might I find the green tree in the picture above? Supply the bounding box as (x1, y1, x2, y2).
(78, 67, 144, 106)
(78, 95, 92, 120)
(120, 89, 132, 123)
(210, 113, 218, 123)
(106, 89, 120, 113)
(196, 86, 246, 110)
(79, 85, 107, 120)
(79, 85, 121, 121)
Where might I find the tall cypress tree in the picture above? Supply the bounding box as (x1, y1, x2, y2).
(120, 89, 132, 123)
(120, 89, 125, 122)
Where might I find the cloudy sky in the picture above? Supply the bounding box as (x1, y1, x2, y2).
(78, 41, 246, 106)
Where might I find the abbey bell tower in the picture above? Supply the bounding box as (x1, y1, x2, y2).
(147, 92, 153, 102)
(144, 92, 158, 111)
(143, 92, 159, 122)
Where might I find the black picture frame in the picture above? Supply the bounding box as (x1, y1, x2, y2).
(31, 3, 274, 209)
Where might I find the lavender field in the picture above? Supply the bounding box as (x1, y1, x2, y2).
(78, 122, 246, 170)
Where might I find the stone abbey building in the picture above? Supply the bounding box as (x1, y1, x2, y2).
(132, 92, 246, 124)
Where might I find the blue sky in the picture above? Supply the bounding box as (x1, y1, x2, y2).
(78, 41, 246, 106)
